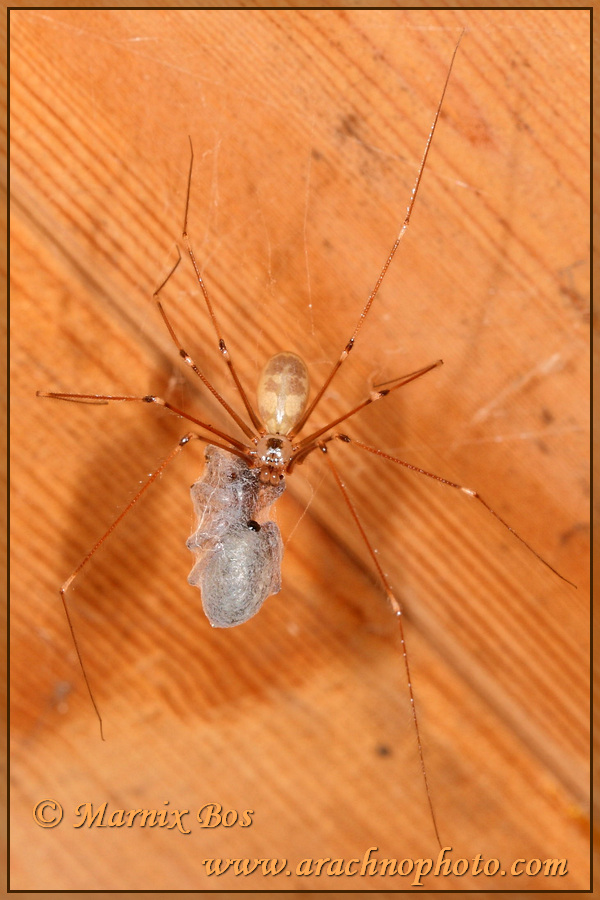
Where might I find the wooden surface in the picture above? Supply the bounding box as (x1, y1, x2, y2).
(10, 8, 590, 891)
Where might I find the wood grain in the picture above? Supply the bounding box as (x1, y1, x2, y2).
(10, 8, 589, 890)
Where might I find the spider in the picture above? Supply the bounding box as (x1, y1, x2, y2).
(37, 32, 572, 848)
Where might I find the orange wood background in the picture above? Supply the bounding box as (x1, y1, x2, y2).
(10, 8, 589, 891)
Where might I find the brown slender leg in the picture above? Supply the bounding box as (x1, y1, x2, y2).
(58, 431, 220, 740)
(319, 441, 443, 849)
